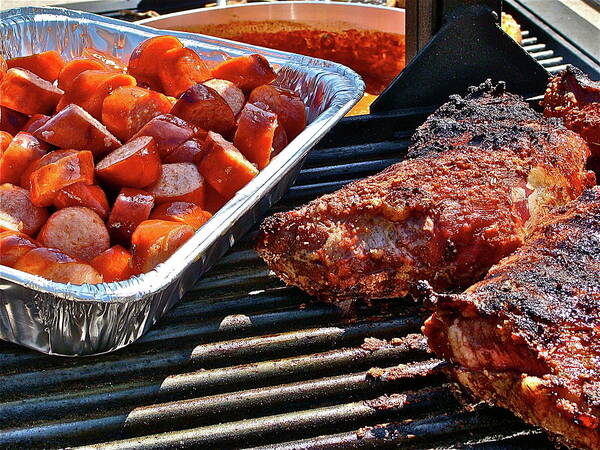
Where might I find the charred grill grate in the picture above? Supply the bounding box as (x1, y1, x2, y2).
(1, 1, 597, 448)
(0, 107, 554, 449)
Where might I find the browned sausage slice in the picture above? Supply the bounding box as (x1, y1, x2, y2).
(14, 247, 103, 284)
(108, 188, 155, 245)
(146, 162, 205, 206)
(0, 183, 48, 236)
(203, 79, 245, 116)
(0, 231, 38, 268)
(37, 206, 110, 261)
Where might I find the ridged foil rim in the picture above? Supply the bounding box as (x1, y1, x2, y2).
(0, 6, 365, 304)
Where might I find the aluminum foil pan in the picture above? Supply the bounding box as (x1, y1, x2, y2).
(0, 7, 364, 356)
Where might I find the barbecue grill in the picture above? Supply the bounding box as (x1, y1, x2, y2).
(0, 0, 598, 448)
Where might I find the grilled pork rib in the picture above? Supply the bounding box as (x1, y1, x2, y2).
(257, 82, 594, 301)
(423, 187, 600, 449)
(542, 65, 600, 167)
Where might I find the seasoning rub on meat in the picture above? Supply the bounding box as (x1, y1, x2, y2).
(257, 81, 594, 301)
(423, 187, 600, 450)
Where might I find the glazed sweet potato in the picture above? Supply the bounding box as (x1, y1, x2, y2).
(211, 54, 277, 92)
(20, 149, 78, 191)
(146, 162, 206, 206)
(90, 245, 133, 282)
(150, 202, 212, 230)
(57, 58, 107, 91)
(0, 68, 64, 115)
(7, 51, 65, 83)
(102, 86, 173, 141)
(29, 150, 95, 207)
(0, 132, 47, 185)
(14, 247, 102, 284)
(108, 188, 155, 244)
(0, 183, 48, 236)
(248, 84, 306, 139)
(131, 219, 195, 274)
(81, 48, 126, 73)
(34, 104, 121, 156)
(171, 84, 236, 137)
(0, 231, 38, 268)
(54, 183, 110, 219)
(158, 47, 211, 97)
(0, 131, 12, 155)
(128, 36, 184, 90)
(199, 131, 258, 200)
(96, 136, 161, 188)
(234, 102, 278, 169)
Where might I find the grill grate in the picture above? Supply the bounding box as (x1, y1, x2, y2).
(0, 107, 554, 449)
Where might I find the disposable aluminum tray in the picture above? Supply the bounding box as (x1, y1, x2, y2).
(0, 7, 364, 356)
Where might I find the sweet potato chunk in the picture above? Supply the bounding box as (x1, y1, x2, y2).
(0, 132, 47, 185)
(38, 207, 110, 261)
(163, 138, 206, 164)
(14, 247, 102, 284)
(203, 79, 245, 116)
(0, 68, 64, 115)
(102, 86, 172, 141)
(128, 36, 184, 90)
(96, 136, 161, 188)
(129, 114, 198, 159)
(108, 188, 155, 245)
(0, 131, 12, 155)
(7, 51, 65, 82)
(0, 183, 48, 236)
(150, 202, 212, 230)
(131, 219, 194, 274)
(20, 149, 78, 190)
(171, 84, 236, 137)
(158, 47, 211, 97)
(199, 131, 258, 201)
(56, 70, 136, 119)
(0, 231, 38, 268)
(146, 162, 205, 206)
(34, 104, 120, 156)
(30, 150, 95, 207)
(81, 48, 126, 73)
(211, 54, 277, 92)
(204, 183, 229, 214)
(248, 85, 307, 139)
(54, 183, 109, 219)
(234, 102, 277, 169)
(57, 58, 106, 91)
(90, 245, 133, 282)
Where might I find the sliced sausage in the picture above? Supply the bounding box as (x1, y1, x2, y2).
(0, 68, 64, 115)
(211, 54, 277, 92)
(234, 102, 277, 169)
(131, 219, 195, 274)
(90, 245, 133, 283)
(128, 36, 184, 90)
(7, 51, 65, 83)
(55, 69, 136, 119)
(54, 183, 109, 219)
(248, 85, 307, 139)
(253, 101, 288, 154)
(171, 84, 236, 137)
(57, 58, 107, 91)
(22, 114, 51, 134)
(150, 202, 212, 230)
(199, 132, 258, 201)
(38, 206, 110, 261)
(129, 114, 198, 159)
(0, 231, 39, 268)
(96, 136, 161, 188)
(30, 150, 95, 207)
(108, 188, 155, 245)
(0, 132, 47, 185)
(0, 106, 28, 135)
(163, 138, 206, 164)
(0, 183, 48, 236)
(146, 163, 205, 206)
(14, 247, 103, 285)
(158, 47, 211, 97)
(20, 149, 78, 190)
(34, 104, 121, 156)
(102, 86, 173, 141)
(81, 48, 126, 73)
(203, 79, 245, 116)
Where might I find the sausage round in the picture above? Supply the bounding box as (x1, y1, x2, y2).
(0, 183, 48, 236)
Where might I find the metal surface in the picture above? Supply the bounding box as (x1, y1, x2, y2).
(0, 108, 554, 449)
(0, 7, 364, 356)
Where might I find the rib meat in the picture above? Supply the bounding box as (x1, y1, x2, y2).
(541, 65, 600, 170)
(257, 81, 594, 301)
(423, 187, 600, 449)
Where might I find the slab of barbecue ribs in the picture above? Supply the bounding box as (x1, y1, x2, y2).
(423, 186, 600, 449)
(257, 81, 594, 301)
(542, 65, 600, 169)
